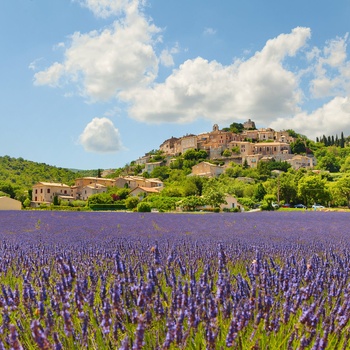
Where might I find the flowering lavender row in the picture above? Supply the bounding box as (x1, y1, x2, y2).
(0, 211, 349, 349)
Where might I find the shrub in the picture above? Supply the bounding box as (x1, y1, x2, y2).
(125, 196, 139, 210)
(137, 202, 151, 212)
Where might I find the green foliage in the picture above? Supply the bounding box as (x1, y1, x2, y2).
(253, 183, 267, 201)
(261, 194, 277, 211)
(290, 138, 307, 154)
(88, 192, 114, 205)
(71, 200, 87, 207)
(0, 155, 97, 195)
(278, 172, 298, 204)
(183, 149, 208, 161)
(107, 187, 130, 200)
(331, 175, 350, 207)
(222, 149, 232, 157)
(53, 195, 59, 206)
(150, 166, 170, 181)
(125, 196, 139, 210)
(203, 179, 227, 209)
(89, 203, 126, 211)
(137, 202, 151, 212)
(23, 198, 31, 208)
(297, 175, 331, 206)
(177, 195, 206, 211)
(228, 122, 245, 133)
(143, 194, 181, 211)
(237, 197, 256, 210)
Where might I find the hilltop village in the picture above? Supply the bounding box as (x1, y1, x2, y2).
(136, 119, 313, 172)
(26, 120, 315, 208)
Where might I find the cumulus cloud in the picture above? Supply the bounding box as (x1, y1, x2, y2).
(309, 33, 350, 98)
(34, 4, 161, 100)
(270, 96, 350, 140)
(74, 0, 142, 18)
(121, 27, 311, 125)
(79, 117, 123, 153)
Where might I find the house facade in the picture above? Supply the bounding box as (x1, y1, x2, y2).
(286, 155, 315, 170)
(73, 177, 116, 200)
(32, 182, 72, 204)
(0, 197, 21, 210)
(220, 195, 243, 211)
(129, 186, 161, 199)
(191, 162, 225, 177)
(81, 184, 107, 201)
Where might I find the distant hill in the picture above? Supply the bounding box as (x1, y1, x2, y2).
(0, 155, 101, 190)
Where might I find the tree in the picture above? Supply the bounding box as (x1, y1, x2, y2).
(290, 139, 306, 154)
(297, 175, 331, 206)
(261, 194, 277, 211)
(222, 149, 232, 157)
(150, 166, 170, 181)
(23, 198, 31, 208)
(0, 181, 17, 198)
(53, 195, 59, 206)
(178, 196, 206, 211)
(253, 183, 266, 201)
(340, 156, 350, 173)
(340, 132, 345, 148)
(87, 192, 114, 205)
(203, 179, 226, 209)
(333, 175, 350, 208)
(317, 153, 340, 173)
(279, 173, 297, 204)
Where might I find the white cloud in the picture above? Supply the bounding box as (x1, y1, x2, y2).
(74, 0, 142, 18)
(34, 62, 65, 87)
(34, 4, 161, 100)
(159, 44, 179, 67)
(309, 33, 350, 98)
(270, 96, 350, 139)
(203, 27, 216, 36)
(79, 117, 123, 153)
(121, 27, 311, 125)
(160, 49, 174, 67)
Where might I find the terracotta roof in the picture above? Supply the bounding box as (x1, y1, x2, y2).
(35, 182, 70, 187)
(131, 187, 160, 193)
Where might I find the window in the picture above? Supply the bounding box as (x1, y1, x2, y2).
(47, 189, 50, 194)
(40, 189, 43, 193)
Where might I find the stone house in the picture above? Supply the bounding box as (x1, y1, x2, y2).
(220, 194, 243, 211)
(81, 184, 107, 201)
(145, 162, 163, 174)
(286, 155, 315, 170)
(129, 186, 161, 199)
(32, 182, 73, 205)
(115, 176, 163, 190)
(191, 162, 225, 177)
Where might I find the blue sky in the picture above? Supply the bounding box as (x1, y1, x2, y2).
(1, 0, 350, 170)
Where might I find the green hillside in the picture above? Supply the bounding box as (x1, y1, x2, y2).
(0, 155, 100, 198)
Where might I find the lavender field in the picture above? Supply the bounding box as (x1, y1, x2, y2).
(0, 210, 350, 349)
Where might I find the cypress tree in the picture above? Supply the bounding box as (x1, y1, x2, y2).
(341, 132, 345, 148)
